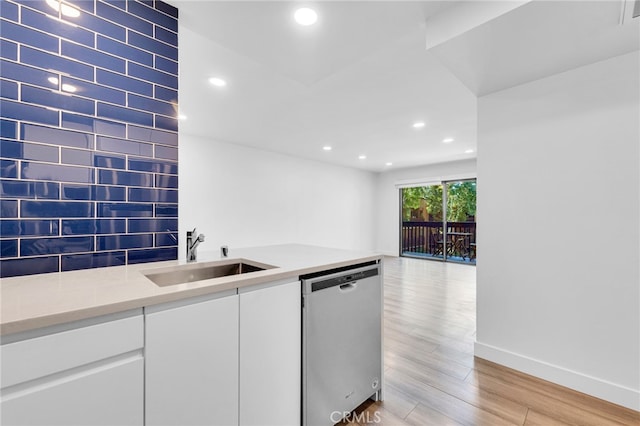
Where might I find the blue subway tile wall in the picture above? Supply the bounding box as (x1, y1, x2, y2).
(0, 0, 178, 278)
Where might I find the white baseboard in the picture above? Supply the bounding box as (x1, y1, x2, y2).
(474, 341, 640, 412)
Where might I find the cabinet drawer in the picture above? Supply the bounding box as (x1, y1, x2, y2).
(1, 314, 143, 388)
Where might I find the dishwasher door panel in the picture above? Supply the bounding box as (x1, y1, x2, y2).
(303, 272, 382, 426)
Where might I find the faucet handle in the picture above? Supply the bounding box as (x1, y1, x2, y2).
(188, 227, 196, 236)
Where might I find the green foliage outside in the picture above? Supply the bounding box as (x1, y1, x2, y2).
(402, 181, 476, 222)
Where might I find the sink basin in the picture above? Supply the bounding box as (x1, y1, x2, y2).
(143, 259, 276, 287)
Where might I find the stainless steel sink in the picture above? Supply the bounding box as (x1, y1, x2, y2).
(143, 259, 276, 287)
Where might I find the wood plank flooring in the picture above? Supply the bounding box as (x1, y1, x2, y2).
(341, 256, 640, 426)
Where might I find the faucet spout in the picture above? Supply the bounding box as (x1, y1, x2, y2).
(186, 228, 205, 262)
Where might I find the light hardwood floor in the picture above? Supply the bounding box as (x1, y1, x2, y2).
(341, 256, 640, 426)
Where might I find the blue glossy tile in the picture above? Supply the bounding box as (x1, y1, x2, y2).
(0, 179, 60, 199)
(107, 0, 126, 10)
(154, 144, 177, 160)
(97, 103, 153, 127)
(62, 218, 126, 235)
(155, 203, 177, 217)
(1, 20, 58, 53)
(154, 56, 178, 75)
(65, 0, 95, 14)
(98, 169, 153, 187)
(61, 76, 126, 105)
(128, 246, 176, 264)
(61, 251, 126, 271)
(154, 114, 178, 132)
(1, 239, 18, 258)
(0, 256, 59, 277)
(0, 99, 59, 126)
(61, 148, 93, 166)
(21, 46, 94, 81)
(62, 41, 126, 73)
(128, 62, 177, 88)
(154, 85, 178, 103)
(22, 85, 95, 115)
(155, 232, 177, 247)
(0, 59, 59, 90)
(71, 6, 126, 41)
(96, 69, 153, 96)
(97, 233, 153, 250)
(128, 218, 177, 233)
(22, 8, 94, 47)
(1, 139, 60, 162)
(96, 1, 152, 35)
(128, 94, 175, 116)
(155, 174, 177, 188)
(155, 1, 178, 18)
(21, 236, 94, 255)
(128, 188, 177, 203)
(0, 39, 18, 60)
(1, 160, 18, 178)
(22, 162, 94, 184)
(97, 202, 153, 217)
(61, 184, 126, 201)
(21, 200, 94, 218)
(154, 26, 177, 47)
(9, 0, 55, 15)
(1, 1, 19, 21)
(0, 219, 60, 237)
(1, 79, 18, 99)
(96, 35, 153, 67)
(1, 199, 18, 217)
(128, 125, 177, 146)
(62, 112, 126, 139)
(128, 1, 177, 32)
(21, 123, 94, 149)
(128, 157, 177, 174)
(94, 153, 126, 169)
(0, 119, 17, 138)
(96, 135, 153, 157)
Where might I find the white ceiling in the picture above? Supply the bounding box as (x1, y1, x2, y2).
(168, 0, 639, 172)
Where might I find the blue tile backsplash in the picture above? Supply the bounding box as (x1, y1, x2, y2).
(1, 0, 178, 278)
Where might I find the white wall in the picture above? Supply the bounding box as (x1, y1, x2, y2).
(476, 51, 639, 410)
(178, 134, 378, 257)
(375, 159, 477, 255)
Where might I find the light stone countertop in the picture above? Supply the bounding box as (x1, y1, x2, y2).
(0, 244, 382, 336)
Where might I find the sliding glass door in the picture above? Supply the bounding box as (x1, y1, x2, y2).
(400, 179, 476, 264)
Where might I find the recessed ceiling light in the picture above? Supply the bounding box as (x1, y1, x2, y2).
(323, 146, 332, 151)
(442, 138, 454, 143)
(358, 155, 367, 160)
(47, 76, 59, 85)
(61, 83, 76, 93)
(208, 77, 227, 87)
(385, 162, 393, 166)
(294, 8, 318, 26)
(465, 149, 474, 154)
(412, 122, 425, 129)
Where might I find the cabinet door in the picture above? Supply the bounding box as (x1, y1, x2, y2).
(145, 293, 239, 426)
(239, 281, 301, 426)
(1, 356, 143, 426)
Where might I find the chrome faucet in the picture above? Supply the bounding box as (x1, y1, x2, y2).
(186, 228, 205, 262)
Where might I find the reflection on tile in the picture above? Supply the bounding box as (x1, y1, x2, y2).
(0, 160, 18, 178)
(21, 236, 94, 256)
(61, 148, 93, 166)
(61, 76, 126, 105)
(94, 153, 126, 170)
(1, 239, 18, 258)
(155, 144, 178, 160)
(97, 234, 153, 250)
(155, 114, 178, 132)
(128, 94, 175, 116)
(128, 157, 177, 174)
(21, 201, 94, 218)
(97, 202, 153, 217)
(0, 256, 58, 278)
(61, 184, 126, 201)
(128, 247, 177, 264)
(0, 59, 59, 90)
(1, 140, 60, 162)
(155, 174, 178, 188)
(21, 162, 95, 184)
(21, 46, 94, 81)
(0, 220, 60, 237)
(62, 219, 126, 235)
(62, 112, 126, 139)
(1, 99, 59, 126)
(154, 86, 178, 103)
(21, 123, 94, 149)
(0, 180, 60, 199)
(128, 125, 178, 146)
(97, 103, 153, 127)
(129, 188, 177, 203)
(61, 251, 126, 271)
(156, 232, 178, 247)
(0, 200, 18, 217)
(128, 218, 178, 233)
(96, 135, 153, 157)
(22, 85, 95, 115)
(98, 170, 153, 187)
(155, 204, 178, 217)
(22, 8, 94, 47)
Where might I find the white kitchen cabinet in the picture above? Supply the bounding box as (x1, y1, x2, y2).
(145, 290, 239, 426)
(0, 311, 144, 426)
(239, 280, 301, 426)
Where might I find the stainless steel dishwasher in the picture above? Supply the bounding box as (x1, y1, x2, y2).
(302, 261, 383, 426)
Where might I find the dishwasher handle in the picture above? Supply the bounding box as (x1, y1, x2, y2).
(339, 282, 357, 292)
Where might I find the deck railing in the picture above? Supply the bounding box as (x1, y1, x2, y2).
(401, 221, 476, 259)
